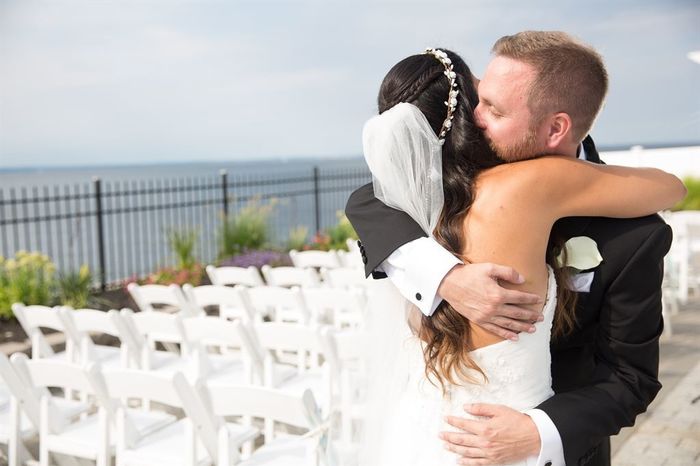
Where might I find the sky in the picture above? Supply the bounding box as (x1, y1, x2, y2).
(0, 0, 698, 168)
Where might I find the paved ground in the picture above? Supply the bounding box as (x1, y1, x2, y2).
(611, 299, 700, 465)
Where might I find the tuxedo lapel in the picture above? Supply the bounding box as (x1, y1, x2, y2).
(550, 135, 600, 239)
(583, 135, 602, 164)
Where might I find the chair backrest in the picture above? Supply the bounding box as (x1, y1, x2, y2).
(127, 283, 187, 313)
(302, 287, 365, 312)
(321, 267, 368, 289)
(15, 356, 94, 397)
(201, 384, 322, 433)
(101, 368, 184, 412)
(121, 308, 188, 347)
(0, 353, 42, 429)
(260, 265, 321, 288)
(10, 354, 98, 434)
(101, 368, 217, 457)
(205, 265, 264, 287)
(302, 287, 366, 328)
(337, 249, 364, 269)
(319, 328, 367, 375)
(109, 309, 145, 365)
(289, 249, 342, 269)
(12, 303, 81, 360)
(182, 284, 255, 321)
(251, 322, 325, 371)
(62, 307, 121, 337)
(181, 316, 246, 351)
(243, 286, 311, 323)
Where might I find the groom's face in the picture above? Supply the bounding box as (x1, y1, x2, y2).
(474, 56, 548, 162)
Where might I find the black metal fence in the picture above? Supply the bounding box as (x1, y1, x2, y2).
(0, 166, 371, 289)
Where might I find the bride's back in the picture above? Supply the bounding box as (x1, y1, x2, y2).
(462, 161, 562, 348)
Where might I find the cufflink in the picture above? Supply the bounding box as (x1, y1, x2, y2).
(415, 292, 422, 301)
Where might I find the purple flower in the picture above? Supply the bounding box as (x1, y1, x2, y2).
(219, 250, 292, 269)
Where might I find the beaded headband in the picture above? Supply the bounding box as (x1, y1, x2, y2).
(424, 48, 459, 143)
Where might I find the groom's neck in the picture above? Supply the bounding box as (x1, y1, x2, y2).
(551, 140, 579, 158)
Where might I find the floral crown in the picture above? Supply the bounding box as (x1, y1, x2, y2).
(424, 48, 459, 143)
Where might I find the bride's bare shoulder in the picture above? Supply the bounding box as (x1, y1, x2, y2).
(475, 156, 579, 205)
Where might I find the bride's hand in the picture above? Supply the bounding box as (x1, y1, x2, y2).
(437, 263, 543, 340)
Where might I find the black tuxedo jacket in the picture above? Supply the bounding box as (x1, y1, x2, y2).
(345, 137, 671, 466)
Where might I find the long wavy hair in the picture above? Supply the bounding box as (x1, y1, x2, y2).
(377, 49, 577, 392)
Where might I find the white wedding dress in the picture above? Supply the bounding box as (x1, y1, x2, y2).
(369, 266, 557, 466)
(359, 102, 557, 466)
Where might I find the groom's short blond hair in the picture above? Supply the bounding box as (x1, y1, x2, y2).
(492, 31, 608, 143)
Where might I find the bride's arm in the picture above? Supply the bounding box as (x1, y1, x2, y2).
(520, 156, 686, 219)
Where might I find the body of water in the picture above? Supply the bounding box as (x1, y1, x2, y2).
(0, 157, 371, 287)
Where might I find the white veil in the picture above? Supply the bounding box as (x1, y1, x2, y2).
(356, 102, 445, 464)
(363, 102, 445, 234)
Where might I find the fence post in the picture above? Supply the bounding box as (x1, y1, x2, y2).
(313, 166, 320, 233)
(93, 177, 106, 291)
(220, 169, 229, 220)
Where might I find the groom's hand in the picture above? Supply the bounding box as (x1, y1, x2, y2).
(437, 264, 543, 340)
(440, 404, 541, 465)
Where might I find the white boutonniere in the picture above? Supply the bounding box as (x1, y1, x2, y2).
(557, 236, 603, 271)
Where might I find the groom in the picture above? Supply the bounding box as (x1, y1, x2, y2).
(346, 31, 671, 466)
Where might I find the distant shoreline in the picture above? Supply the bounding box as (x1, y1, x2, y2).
(2, 140, 700, 173)
(0, 155, 365, 174)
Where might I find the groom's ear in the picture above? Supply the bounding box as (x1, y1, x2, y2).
(543, 112, 573, 149)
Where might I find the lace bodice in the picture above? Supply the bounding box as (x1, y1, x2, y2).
(374, 266, 557, 466)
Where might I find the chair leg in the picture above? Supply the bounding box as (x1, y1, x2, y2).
(97, 407, 110, 466)
(39, 396, 50, 466)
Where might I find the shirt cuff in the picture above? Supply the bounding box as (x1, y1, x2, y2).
(524, 409, 565, 466)
(381, 237, 461, 316)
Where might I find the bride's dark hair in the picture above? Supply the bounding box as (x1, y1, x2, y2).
(377, 49, 576, 391)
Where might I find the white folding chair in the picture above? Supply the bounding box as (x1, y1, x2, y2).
(260, 266, 321, 288)
(242, 286, 311, 324)
(199, 384, 330, 466)
(127, 283, 196, 316)
(102, 369, 212, 466)
(248, 322, 333, 416)
(320, 267, 368, 290)
(0, 353, 39, 466)
(346, 238, 359, 253)
(117, 309, 193, 379)
(11, 303, 80, 362)
(337, 249, 363, 270)
(319, 329, 368, 445)
(182, 284, 256, 322)
(206, 265, 265, 287)
(181, 316, 252, 386)
(289, 250, 342, 270)
(302, 288, 366, 329)
(9, 355, 112, 466)
(59, 307, 139, 369)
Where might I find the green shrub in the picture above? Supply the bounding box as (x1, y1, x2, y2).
(287, 226, 309, 251)
(58, 265, 92, 309)
(673, 177, 700, 211)
(219, 198, 277, 258)
(305, 212, 358, 251)
(0, 251, 56, 319)
(326, 212, 358, 250)
(168, 228, 199, 270)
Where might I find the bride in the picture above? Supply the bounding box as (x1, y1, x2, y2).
(357, 48, 685, 465)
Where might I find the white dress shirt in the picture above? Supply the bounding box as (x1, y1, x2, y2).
(377, 146, 587, 466)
